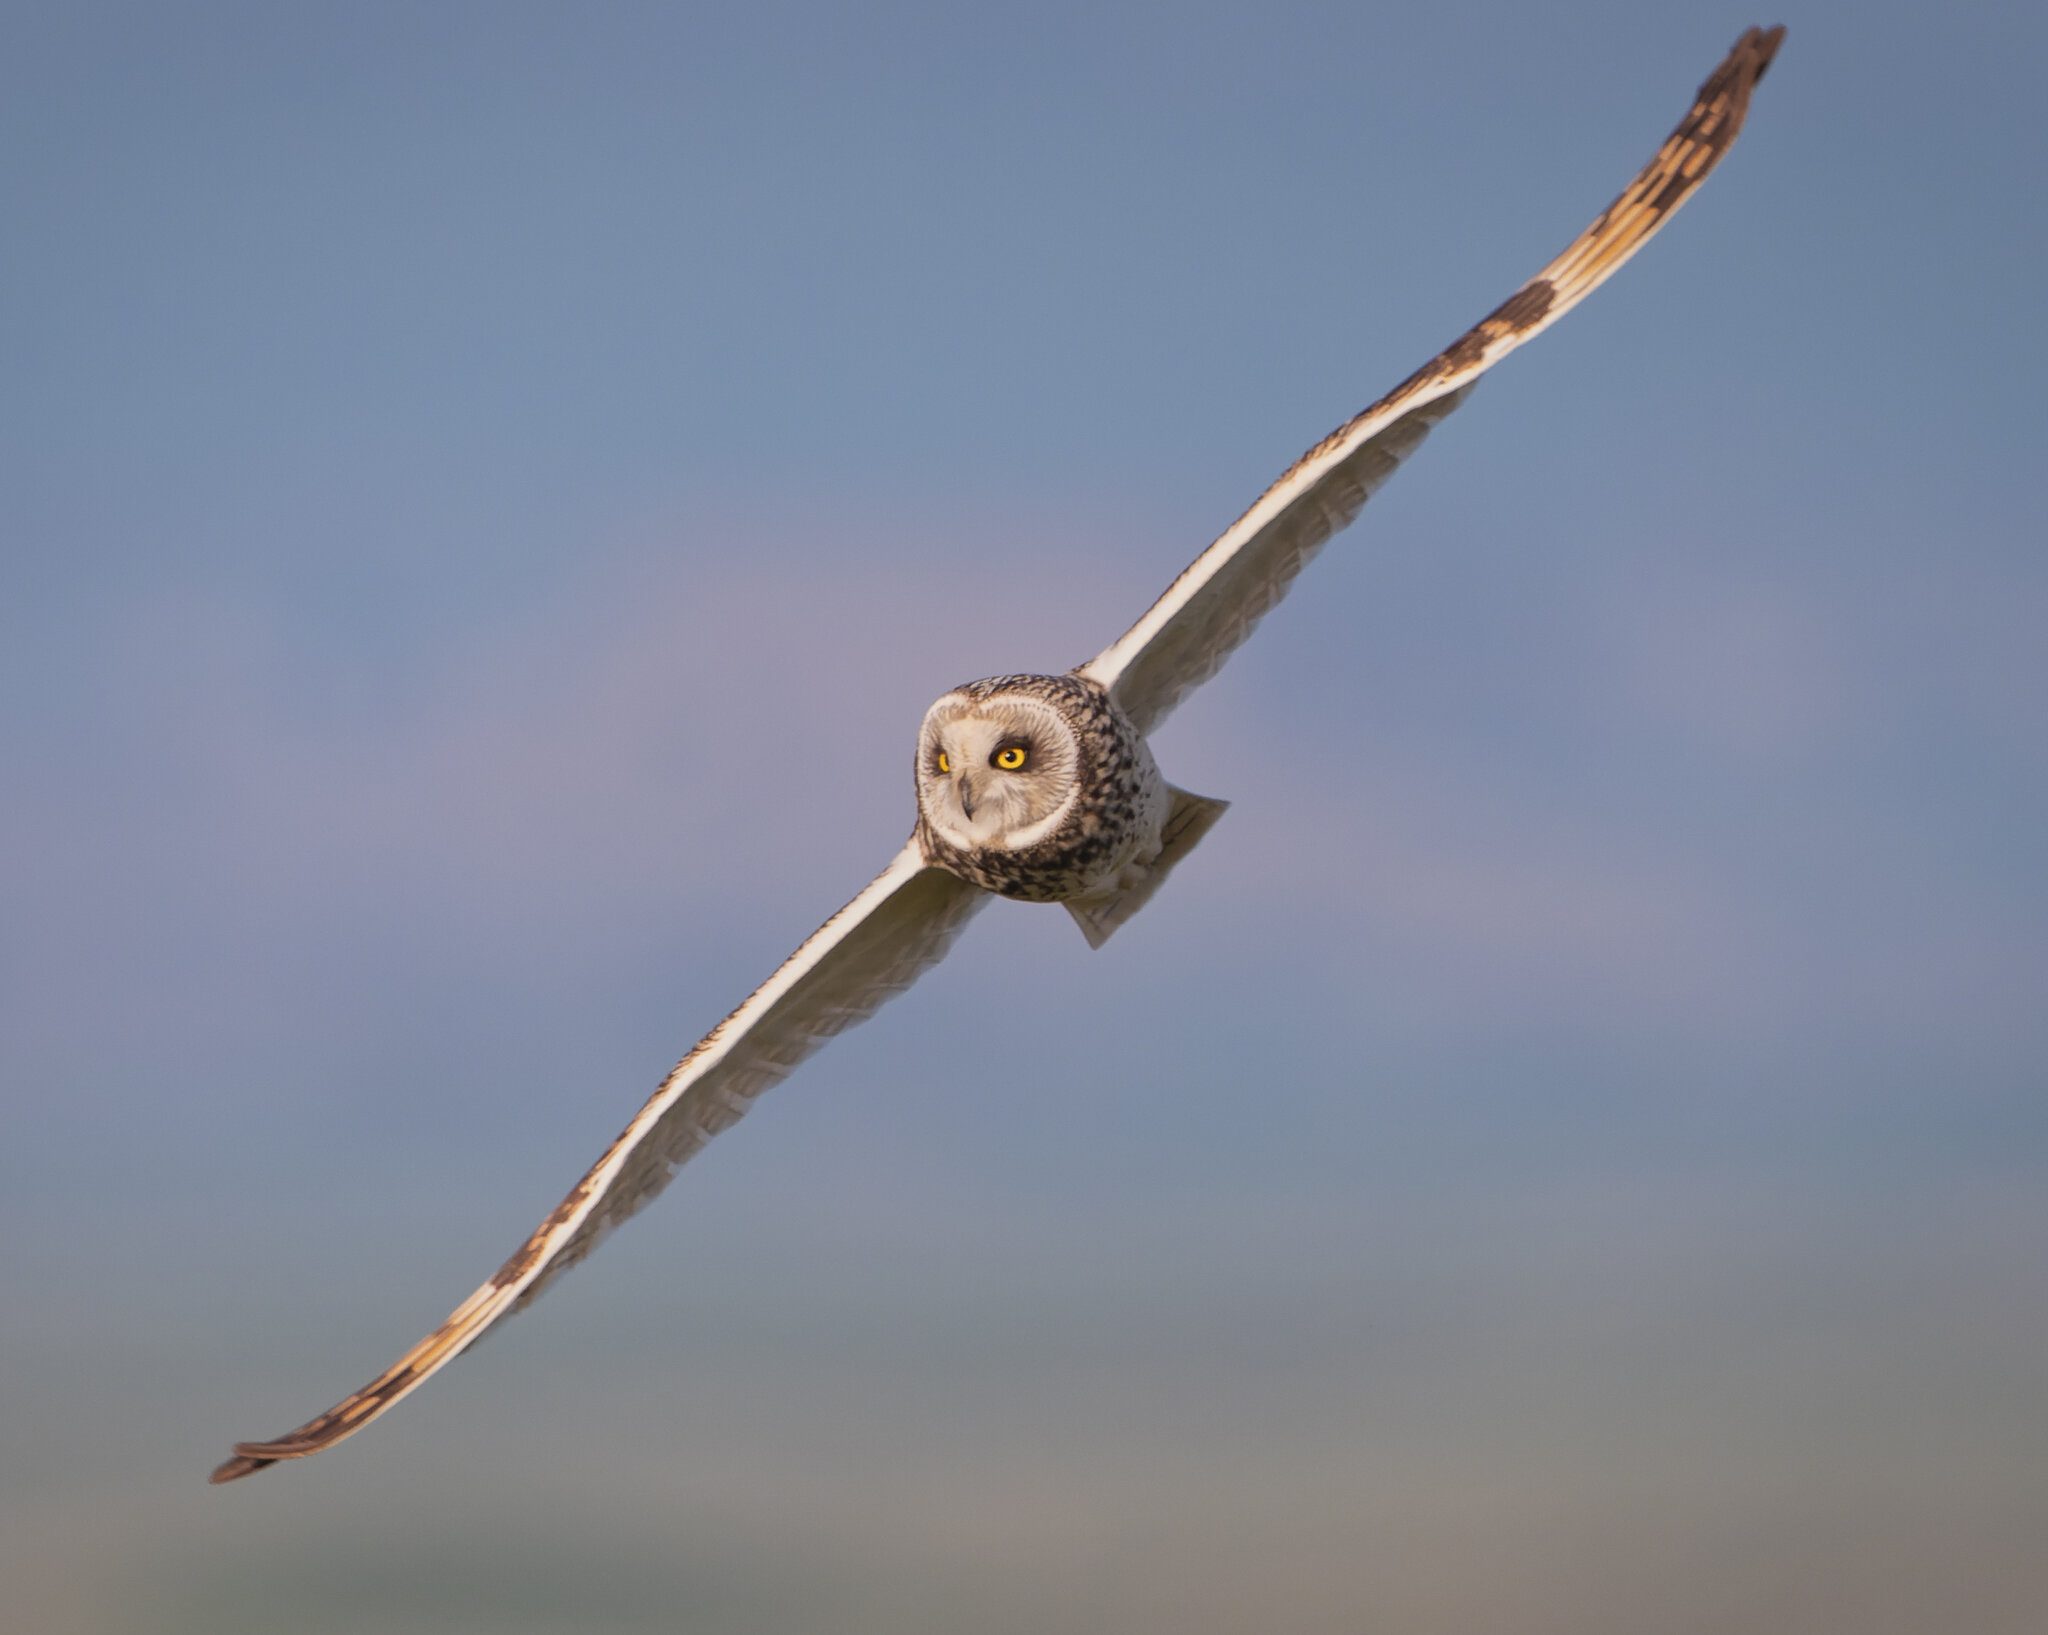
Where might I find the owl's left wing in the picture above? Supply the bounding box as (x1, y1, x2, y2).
(211, 841, 984, 1482)
(1078, 26, 1783, 736)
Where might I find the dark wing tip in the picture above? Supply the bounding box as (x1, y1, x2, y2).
(1723, 26, 1787, 97)
(1748, 24, 1788, 76)
(1685, 26, 1786, 170)
(210, 1426, 343, 1483)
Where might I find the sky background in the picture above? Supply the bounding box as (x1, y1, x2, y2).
(4, 2, 2045, 1631)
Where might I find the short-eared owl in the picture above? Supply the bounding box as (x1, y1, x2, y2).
(214, 27, 1783, 1483)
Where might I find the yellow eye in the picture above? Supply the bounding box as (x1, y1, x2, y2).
(994, 745, 1028, 771)
(936, 751, 952, 775)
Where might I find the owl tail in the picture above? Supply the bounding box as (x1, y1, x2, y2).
(1065, 785, 1230, 949)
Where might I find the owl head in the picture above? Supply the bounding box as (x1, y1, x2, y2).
(915, 680, 1084, 852)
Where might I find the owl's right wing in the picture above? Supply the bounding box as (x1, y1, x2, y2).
(1077, 25, 1783, 736)
(211, 840, 985, 1483)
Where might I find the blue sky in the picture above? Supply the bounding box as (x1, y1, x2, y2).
(5, 4, 2045, 1631)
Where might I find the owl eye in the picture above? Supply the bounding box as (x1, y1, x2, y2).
(992, 744, 1029, 771)
(935, 750, 952, 775)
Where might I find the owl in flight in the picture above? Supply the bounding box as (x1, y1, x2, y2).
(213, 27, 1783, 1482)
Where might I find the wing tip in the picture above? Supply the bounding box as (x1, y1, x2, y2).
(210, 1429, 338, 1483)
(1744, 24, 1788, 79)
(209, 1449, 278, 1484)
(1713, 26, 1786, 122)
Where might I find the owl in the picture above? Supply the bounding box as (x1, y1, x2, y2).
(213, 27, 1783, 1483)
(912, 672, 1220, 945)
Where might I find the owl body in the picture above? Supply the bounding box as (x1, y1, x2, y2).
(912, 672, 1170, 905)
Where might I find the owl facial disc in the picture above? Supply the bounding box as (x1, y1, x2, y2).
(914, 688, 1081, 853)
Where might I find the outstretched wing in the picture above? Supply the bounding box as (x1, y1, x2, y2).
(1077, 25, 1784, 736)
(212, 842, 984, 1482)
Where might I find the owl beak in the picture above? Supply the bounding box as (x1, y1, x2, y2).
(955, 771, 980, 821)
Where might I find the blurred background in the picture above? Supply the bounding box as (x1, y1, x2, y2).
(4, 3, 2043, 1631)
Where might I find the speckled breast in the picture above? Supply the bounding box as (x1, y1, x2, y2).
(914, 671, 1159, 903)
